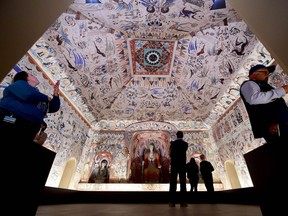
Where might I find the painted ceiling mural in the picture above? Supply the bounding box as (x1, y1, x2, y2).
(21, 0, 274, 129)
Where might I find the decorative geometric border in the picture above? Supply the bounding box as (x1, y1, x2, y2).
(127, 38, 177, 77)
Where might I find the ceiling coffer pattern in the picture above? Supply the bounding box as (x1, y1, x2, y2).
(28, 0, 273, 129)
(128, 38, 177, 77)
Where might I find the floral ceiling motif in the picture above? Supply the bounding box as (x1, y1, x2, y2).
(128, 38, 177, 77)
(24, 0, 273, 129)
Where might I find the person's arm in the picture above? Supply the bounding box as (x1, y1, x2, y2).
(209, 162, 214, 172)
(169, 142, 173, 158)
(48, 96, 60, 113)
(241, 81, 286, 105)
(48, 81, 61, 112)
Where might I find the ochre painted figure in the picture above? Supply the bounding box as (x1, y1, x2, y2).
(143, 143, 161, 183)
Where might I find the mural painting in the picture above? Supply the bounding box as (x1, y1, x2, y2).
(88, 152, 112, 183)
(129, 131, 171, 183)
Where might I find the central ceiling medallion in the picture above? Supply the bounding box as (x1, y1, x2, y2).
(127, 38, 177, 77)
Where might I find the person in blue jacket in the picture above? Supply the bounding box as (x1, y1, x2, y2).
(0, 70, 61, 215)
(0, 71, 60, 142)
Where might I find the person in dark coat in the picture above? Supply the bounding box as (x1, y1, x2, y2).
(186, 157, 199, 192)
(169, 131, 188, 207)
(240, 64, 288, 145)
(200, 154, 214, 192)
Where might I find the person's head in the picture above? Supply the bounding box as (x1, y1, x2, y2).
(200, 154, 206, 160)
(248, 64, 276, 82)
(13, 71, 40, 87)
(176, 131, 184, 139)
(190, 157, 196, 163)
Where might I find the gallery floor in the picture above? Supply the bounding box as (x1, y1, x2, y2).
(35, 186, 263, 216)
(36, 203, 262, 216)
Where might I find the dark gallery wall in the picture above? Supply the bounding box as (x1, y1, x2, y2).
(229, 0, 288, 72)
(0, 0, 73, 81)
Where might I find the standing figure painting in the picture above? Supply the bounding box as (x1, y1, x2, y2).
(143, 143, 161, 183)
